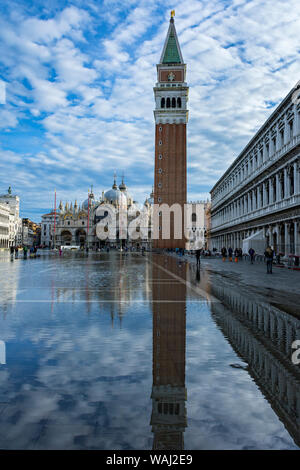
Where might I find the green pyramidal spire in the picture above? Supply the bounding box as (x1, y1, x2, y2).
(160, 16, 183, 64)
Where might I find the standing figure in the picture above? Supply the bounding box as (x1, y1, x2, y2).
(264, 246, 274, 274)
(10, 245, 14, 261)
(248, 247, 255, 264)
(15, 246, 19, 259)
(221, 247, 227, 262)
(228, 247, 233, 262)
(195, 249, 201, 267)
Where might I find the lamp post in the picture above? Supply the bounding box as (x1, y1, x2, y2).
(86, 190, 90, 251)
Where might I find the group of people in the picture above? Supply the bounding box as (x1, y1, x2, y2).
(221, 247, 243, 262)
(220, 245, 275, 273)
(10, 245, 37, 260)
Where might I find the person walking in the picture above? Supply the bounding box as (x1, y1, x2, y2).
(264, 245, 274, 274)
(248, 247, 255, 264)
(234, 248, 239, 262)
(195, 248, 201, 267)
(228, 247, 233, 262)
(10, 245, 14, 261)
(23, 245, 28, 259)
(221, 247, 227, 261)
(15, 246, 19, 259)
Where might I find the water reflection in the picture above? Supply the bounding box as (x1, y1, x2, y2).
(0, 251, 299, 449)
(151, 256, 187, 450)
(208, 280, 300, 448)
(53, 253, 152, 323)
(0, 252, 20, 311)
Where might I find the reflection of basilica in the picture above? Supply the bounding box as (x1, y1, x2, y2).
(54, 252, 153, 326)
(209, 282, 300, 448)
(150, 255, 187, 449)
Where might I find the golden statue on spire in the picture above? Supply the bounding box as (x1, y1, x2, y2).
(171, 10, 175, 18)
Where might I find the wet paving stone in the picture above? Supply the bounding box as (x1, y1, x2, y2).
(0, 251, 299, 449)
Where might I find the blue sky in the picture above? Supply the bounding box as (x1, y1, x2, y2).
(1, 0, 300, 221)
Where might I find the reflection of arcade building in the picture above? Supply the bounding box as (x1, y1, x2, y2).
(151, 256, 187, 449)
(210, 282, 300, 447)
(54, 177, 153, 249)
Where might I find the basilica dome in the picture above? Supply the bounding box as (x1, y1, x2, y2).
(145, 188, 154, 206)
(82, 199, 89, 210)
(104, 187, 122, 203)
(82, 193, 95, 210)
(104, 177, 132, 206)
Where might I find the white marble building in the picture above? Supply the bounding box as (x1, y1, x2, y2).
(210, 81, 300, 256)
(0, 187, 22, 247)
(0, 203, 9, 249)
(41, 211, 60, 248)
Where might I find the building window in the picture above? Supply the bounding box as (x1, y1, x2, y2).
(159, 140, 162, 146)
(289, 121, 294, 139)
(272, 137, 276, 153)
(172, 97, 176, 108)
(192, 213, 196, 222)
(280, 128, 284, 146)
(158, 168, 162, 174)
(158, 197, 162, 203)
(161, 98, 165, 109)
(158, 183, 162, 188)
(166, 98, 171, 108)
(159, 126, 162, 131)
(159, 154, 162, 159)
(177, 97, 181, 108)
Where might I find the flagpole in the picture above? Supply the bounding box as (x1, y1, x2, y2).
(87, 189, 90, 250)
(53, 189, 56, 249)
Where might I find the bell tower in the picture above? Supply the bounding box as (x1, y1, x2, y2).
(153, 11, 189, 249)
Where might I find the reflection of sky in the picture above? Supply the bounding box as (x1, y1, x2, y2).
(0, 252, 298, 449)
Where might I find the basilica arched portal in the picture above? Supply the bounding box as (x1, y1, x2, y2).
(61, 230, 72, 246)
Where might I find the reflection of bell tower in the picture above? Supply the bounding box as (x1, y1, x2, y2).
(150, 256, 187, 449)
(153, 11, 189, 250)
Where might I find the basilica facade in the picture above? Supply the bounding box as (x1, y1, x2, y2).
(51, 177, 153, 250)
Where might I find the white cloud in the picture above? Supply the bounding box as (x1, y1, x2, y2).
(1, 0, 300, 220)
